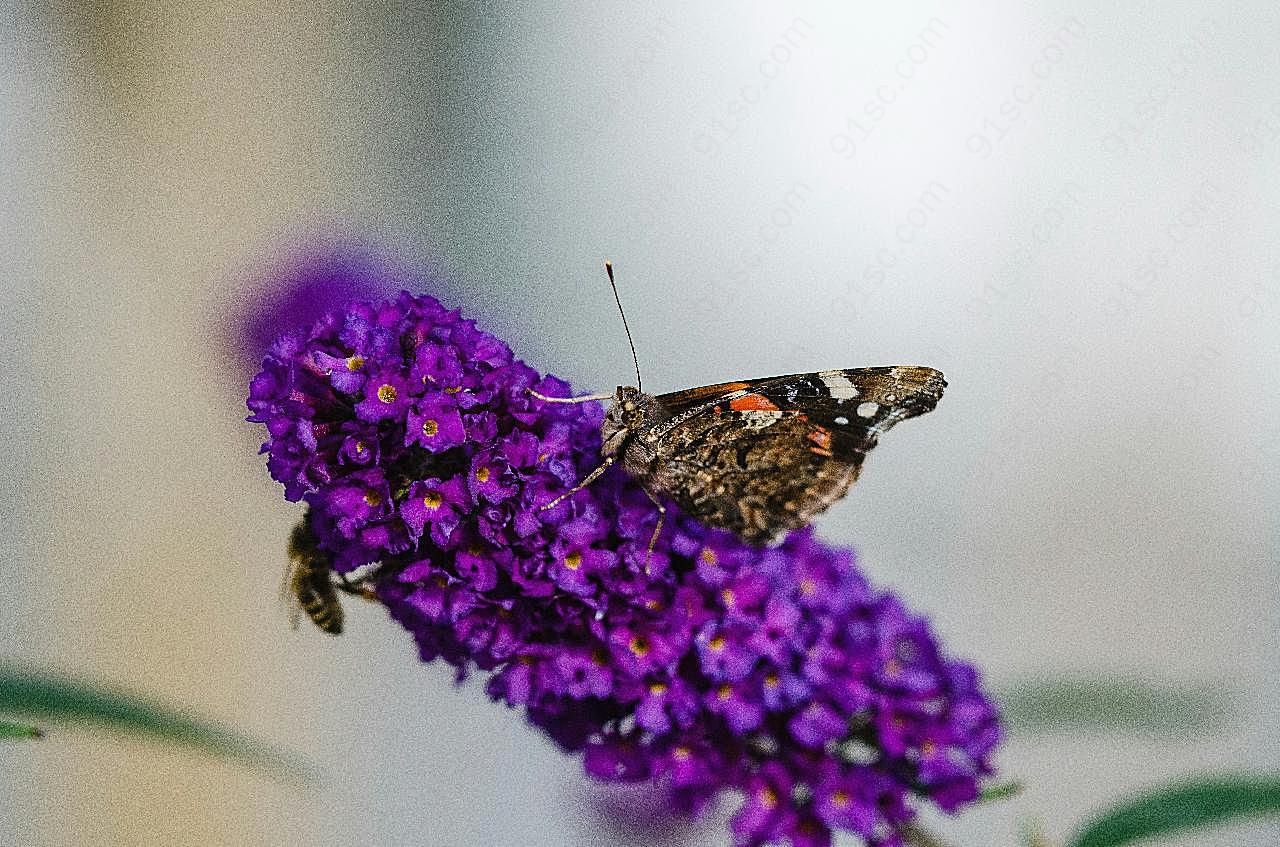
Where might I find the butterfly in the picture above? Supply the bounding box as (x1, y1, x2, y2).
(531, 263, 945, 547)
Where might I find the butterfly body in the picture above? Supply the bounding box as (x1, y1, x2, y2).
(597, 367, 946, 544)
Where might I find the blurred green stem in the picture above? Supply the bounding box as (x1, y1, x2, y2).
(1067, 774, 1280, 847)
(0, 719, 43, 739)
(0, 664, 310, 782)
(998, 676, 1233, 737)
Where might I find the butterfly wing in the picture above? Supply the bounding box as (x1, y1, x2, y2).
(644, 367, 944, 543)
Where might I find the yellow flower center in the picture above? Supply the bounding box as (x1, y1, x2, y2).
(645, 598, 664, 612)
(353, 440, 366, 454)
(759, 786, 778, 808)
(699, 547, 717, 565)
(377, 383, 397, 404)
(475, 466, 491, 483)
(716, 683, 732, 701)
(467, 545, 484, 556)
(422, 419, 439, 437)
(422, 491, 443, 509)
(672, 746, 691, 761)
(708, 634, 726, 652)
(563, 551, 583, 570)
(764, 672, 779, 688)
(920, 740, 937, 756)
(445, 386, 462, 394)
(363, 491, 381, 507)
(799, 577, 817, 596)
(884, 659, 902, 678)
(831, 789, 850, 808)
(345, 355, 364, 372)
(648, 682, 668, 696)
(721, 588, 735, 607)
(629, 636, 651, 657)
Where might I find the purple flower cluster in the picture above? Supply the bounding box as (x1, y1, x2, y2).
(248, 291, 1001, 847)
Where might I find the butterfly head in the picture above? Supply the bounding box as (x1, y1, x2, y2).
(601, 386, 657, 457)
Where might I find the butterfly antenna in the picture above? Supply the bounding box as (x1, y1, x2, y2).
(605, 260, 643, 392)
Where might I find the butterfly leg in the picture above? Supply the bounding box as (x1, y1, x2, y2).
(643, 495, 666, 571)
(527, 388, 613, 404)
(540, 456, 615, 511)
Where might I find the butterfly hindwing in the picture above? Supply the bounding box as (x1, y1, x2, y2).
(639, 408, 861, 543)
(641, 367, 945, 542)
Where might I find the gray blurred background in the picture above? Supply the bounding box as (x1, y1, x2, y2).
(2, 2, 1277, 845)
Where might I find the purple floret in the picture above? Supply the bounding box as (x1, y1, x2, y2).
(248, 288, 1002, 847)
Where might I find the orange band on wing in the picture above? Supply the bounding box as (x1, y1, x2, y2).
(729, 393, 781, 412)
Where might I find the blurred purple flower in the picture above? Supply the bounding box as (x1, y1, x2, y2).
(233, 245, 416, 363)
(248, 286, 1003, 847)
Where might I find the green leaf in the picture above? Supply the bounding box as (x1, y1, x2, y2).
(0, 719, 43, 739)
(979, 780, 1025, 804)
(1067, 774, 1280, 847)
(997, 677, 1234, 737)
(0, 664, 311, 782)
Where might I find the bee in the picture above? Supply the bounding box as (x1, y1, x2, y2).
(283, 517, 378, 636)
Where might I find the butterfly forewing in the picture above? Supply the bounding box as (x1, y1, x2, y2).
(656, 367, 944, 458)
(641, 367, 945, 542)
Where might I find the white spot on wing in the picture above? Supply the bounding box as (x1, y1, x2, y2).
(834, 415, 849, 425)
(740, 409, 784, 429)
(819, 370, 859, 401)
(856, 401, 879, 418)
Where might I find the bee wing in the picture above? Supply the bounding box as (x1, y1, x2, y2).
(280, 556, 302, 631)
